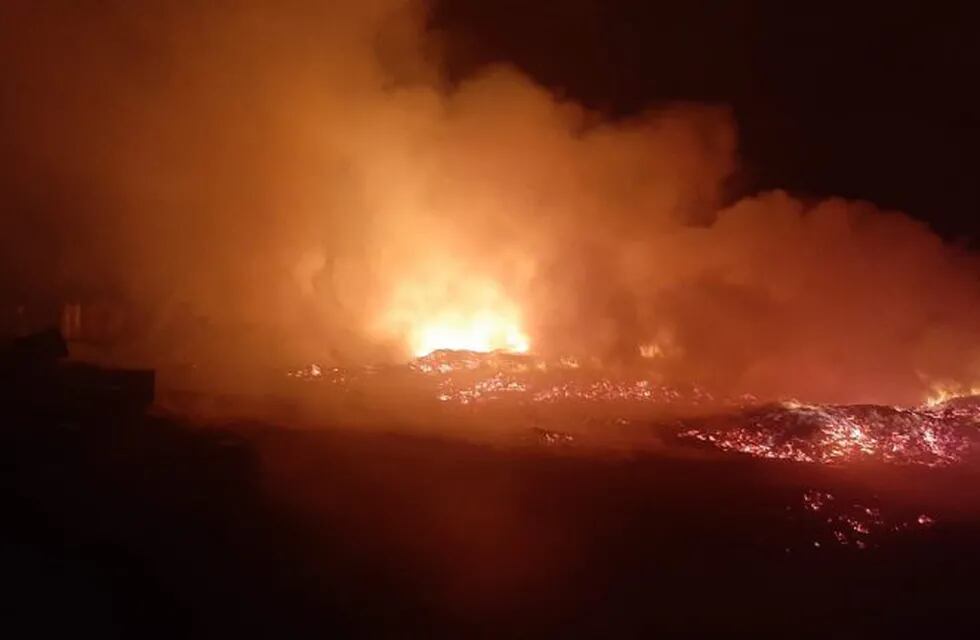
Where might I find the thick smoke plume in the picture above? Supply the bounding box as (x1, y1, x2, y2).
(2, 0, 978, 404)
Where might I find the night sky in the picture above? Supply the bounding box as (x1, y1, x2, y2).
(433, 1, 980, 243)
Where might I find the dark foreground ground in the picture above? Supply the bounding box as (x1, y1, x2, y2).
(4, 402, 980, 638)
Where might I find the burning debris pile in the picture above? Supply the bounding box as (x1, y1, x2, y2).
(407, 349, 729, 410)
(678, 399, 980, 467)
(286, 349, 980, 467)
(290, 349, 725, 410)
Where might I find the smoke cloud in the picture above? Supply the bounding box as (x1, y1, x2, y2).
(2, 0, 978, 404)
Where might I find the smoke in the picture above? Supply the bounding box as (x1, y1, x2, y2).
(2, 0, 978, 403)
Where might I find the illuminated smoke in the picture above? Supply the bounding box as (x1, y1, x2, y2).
(2, 0, 979, 405)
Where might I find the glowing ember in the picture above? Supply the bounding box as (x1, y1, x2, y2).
(409, 349, 547, 374)
(406, 350, 716, 407)
(802, 489, 833, 512)
(287, 363, 323, 380)
(796, 490, 937, 550)
(532, 427, 576, 446)
(436, 372, 528, 404)
(286, 351, 980, 466)
(679, 399, 980, 466)
(531, 379, 702, 404)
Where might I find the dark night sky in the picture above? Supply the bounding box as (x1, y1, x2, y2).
(433, 1, 980, 243)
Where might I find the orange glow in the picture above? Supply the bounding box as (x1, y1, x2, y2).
(376, 269, 530, 358)
(411, 315, 529, 357)
(924, 382, 980, 407)
(639, 342, 665, 359)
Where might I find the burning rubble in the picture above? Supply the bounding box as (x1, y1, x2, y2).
(287, 347, 980, 466)
(279, 345, 976, 557)
(289, 348, 725, 412)
(677, 398, 980, 467)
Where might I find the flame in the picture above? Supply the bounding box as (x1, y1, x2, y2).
(639, 342, 665, 359)
(376, 269, 530, 358)
(411, 311, 529, 357)
(924, 382, 980, 407)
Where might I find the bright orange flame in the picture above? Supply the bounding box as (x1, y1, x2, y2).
(639, 342, 665, 359)
(411, 311, 529, 357)
(376, 269, 530, 358)
(924, 382, 980, 407)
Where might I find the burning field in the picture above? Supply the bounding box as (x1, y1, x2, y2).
(279, 348, 980, 465)
(4, 0, 980, 635)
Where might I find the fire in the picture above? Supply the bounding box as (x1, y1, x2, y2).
(679, 400, 978, 467)
(924, 382, 980, 407)
(376, 268, 531, 358)
(638, 342, 665, 359)
(411, 311, 529, 357)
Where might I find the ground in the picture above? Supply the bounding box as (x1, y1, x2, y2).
(4, 405, 979, 637)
